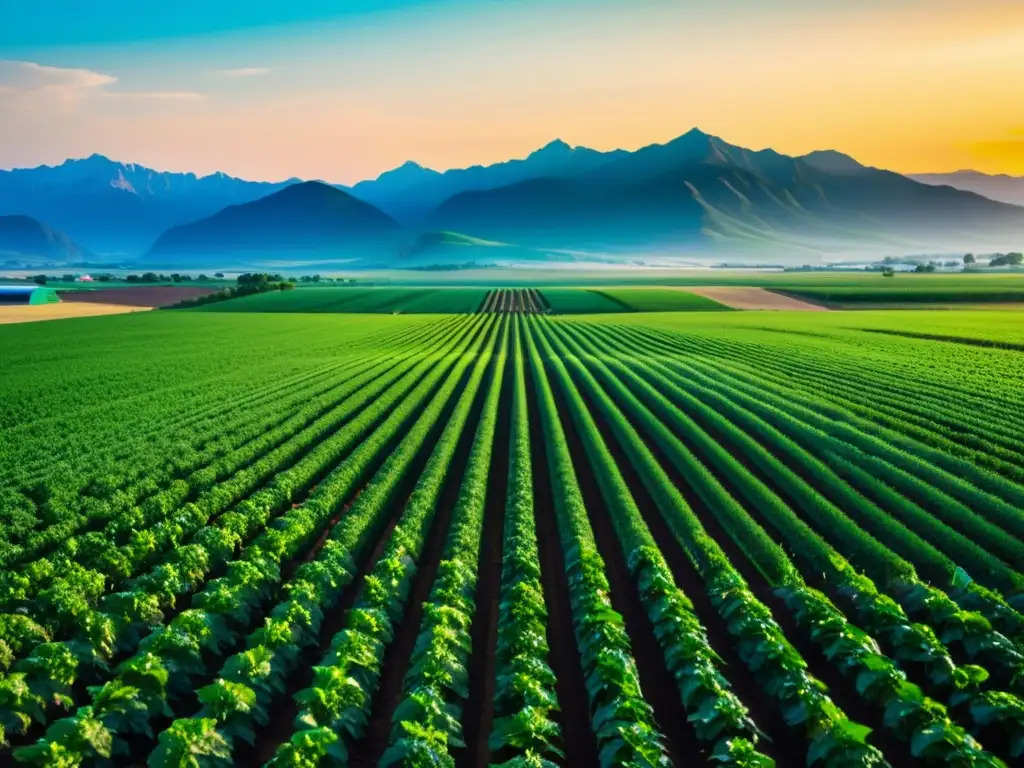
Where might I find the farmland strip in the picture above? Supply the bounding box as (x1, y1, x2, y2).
(0, 318, 479, 666)
(567, 321, 1024, 722)
(630, 325, 1024, 523)
(373, 317, 508, 767)
(522, 317, 673, 766)
(263, 319, 503, 766)
(481, 315, 562, 767)
(553, 319, 1018, 764)
(4, 317, 486, 757)
(150, 317, 499, 768)
(536, 315, 880, 765)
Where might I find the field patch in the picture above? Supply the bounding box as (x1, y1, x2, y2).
(60, 285, 219, 307)
(0, 302, 152, 324)
(775, 284, 1024, 306)
(537, 288, 628, 314)
(683, 286, 828, 310)
(596, 287, 733, 312)
(195, 286, 487, 313)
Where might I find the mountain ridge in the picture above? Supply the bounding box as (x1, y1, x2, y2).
(348, 138, 626, 224)
(143, 181, 402, 265)
(0, 155, 306, 255)
(6, 130, 1024, 266)
(909, 170, 1024, 207)
(426, 130, 1024, 257)
(0, 215, 89, 265)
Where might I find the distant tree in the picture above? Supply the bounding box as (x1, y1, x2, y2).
(125, 274, 141, 283)
(964, 253, 976, 265)
(141, 272, 159, 283)
(238, 272, 285, 286)
(913, 263, 936, 273)
(96, 274, 113, 282)
(197, 274, 209, 281)
(61, 273, 75, 282)
(31, 274, 47, 285)
(881, 267, 895, 277)
(990, 252, 1023, 267)
(214, 272, 225, 279)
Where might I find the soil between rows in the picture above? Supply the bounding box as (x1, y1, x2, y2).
(537, 337, 697, 767)
(582, 325, 918, 765)
(456, 336, 512, 767)
(524, 343, 599, 768)
(346, 332, 498, 767)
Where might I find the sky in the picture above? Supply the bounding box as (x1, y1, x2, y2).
(2, 0, 1024, 183)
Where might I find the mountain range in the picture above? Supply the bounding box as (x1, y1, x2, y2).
(909, 171, 1024, 207)
(349, 139, 628, 224)
(0, 155, 297, 256)
(145, 181, 402, 265)
(3, 130, 1024, 268)
(425, 131, 1024, 257)
(0, 215, 88, 265)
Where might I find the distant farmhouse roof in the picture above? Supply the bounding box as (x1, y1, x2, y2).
(0, 285, 61, 304)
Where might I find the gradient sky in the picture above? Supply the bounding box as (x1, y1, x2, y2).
(2, 0, 1024, 182)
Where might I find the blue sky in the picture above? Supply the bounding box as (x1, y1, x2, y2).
(2, 0, 1024, 181)
(0, 1, 445, 47)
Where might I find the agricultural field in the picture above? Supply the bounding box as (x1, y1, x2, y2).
(534, 289, 627, 314)
(594, 288, 732, 312)
(1, 306, 1024, 767)
(195, 287, 489, 314)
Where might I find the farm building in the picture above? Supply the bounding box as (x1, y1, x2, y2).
(0, 285, 61, 305)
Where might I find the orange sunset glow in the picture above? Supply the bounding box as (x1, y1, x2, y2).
(2, 0, 1024, 181)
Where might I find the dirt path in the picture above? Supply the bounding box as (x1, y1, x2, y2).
(0, 303, 152, 324)
(683, 286, 828, 311)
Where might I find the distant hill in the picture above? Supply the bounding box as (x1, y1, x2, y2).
(13, 135, 1024, 267)
(909, 170, 1024, 207)
(144, 181, 403, 265)
(798, 149, 874, 176)
(426, 129, 1024, 257)
(396, 230, 571, 267)
(0, 155, 301, 256)
(350, 139, 626, 224)
(0, 215, 88, 265)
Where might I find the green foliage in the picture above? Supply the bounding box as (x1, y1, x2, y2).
(192, 286, 488, 314)
(5, 296, 1024, 768)
(596, 288, 733, 312)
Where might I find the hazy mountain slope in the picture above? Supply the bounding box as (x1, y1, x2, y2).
(798, 149, 875, 176)
(396, 230, 575, 266)
(0, 215, 89, 264)
(909, 171, 1024, 207)
(0, 155, 299, 255)
(144, 181, 403, 264)
(427, 130, 1024, 257)
(350, 139, 626, 224)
